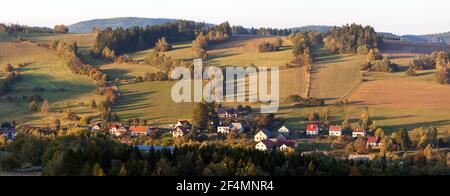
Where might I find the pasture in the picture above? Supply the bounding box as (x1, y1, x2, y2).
(0, 38, 102, 125)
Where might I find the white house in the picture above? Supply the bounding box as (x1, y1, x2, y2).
(277, 125, 292, 137)
(255, 140, 277, 151)
(277, 140, 297, 151)
(175, 120, 191, 129)
(173, 126, 189, 138)
(230, 123, 244, 133)
(109, 124, 128, 137)
(217, 126, 231, 134)
(254, 129, 272, 142)
(367, 137, 382, 147)
(129, 126, 152, 137)
(352, 129, 367, 138)
(329, 125, 343, 137)
(306, 124, 320, 136)
(91, 123, 102, 131)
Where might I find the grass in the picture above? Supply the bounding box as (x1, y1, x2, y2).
(0, 36, 102, 125)
(113, 81, 194, 125)
(129, 35, 293, 67)
(100, 62, 161, 80)
(309, 45, 366, 102)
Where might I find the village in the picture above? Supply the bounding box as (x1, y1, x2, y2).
(0, 106, 402, 162)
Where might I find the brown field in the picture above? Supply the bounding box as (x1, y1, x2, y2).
(348, 80, 450, 109)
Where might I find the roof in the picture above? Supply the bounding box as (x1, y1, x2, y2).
(329, 125, 342, 132)
(367, 137, 379, 143)
(353, 129, 366, 133)
(217, 108, 238, 115)
(278, 125, 292, 132)
(175, 126, 189, 133)
(277, 140, 296, 148)
(306, 124, 319, 132)
(258, 129, 272, 137)
(230, 123, 243, 129)
(110, 124, 122, 129)
(0, 128, 16, 134)
(259, 140, 277, 148)
(129, 126, 150, 133)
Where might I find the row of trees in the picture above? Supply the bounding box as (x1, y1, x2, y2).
(324, 24, 379, 54)
(406, 51, 450, 84)
(232, 26, 292, 36)
(192, 22, 233, 60)
(361, 49, 398, 73)
(0, 23, 53, 35)
(0, 64, 22, 95)
(92, 20, 206, 55)
(288, 32, 321, 67)
(258, 38, 283, 53)
(1, 133, 447, 176)
(51, 40, 108, 85)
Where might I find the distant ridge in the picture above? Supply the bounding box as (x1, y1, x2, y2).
(378, 31, 450, 45)
(68, 17, 183, 33)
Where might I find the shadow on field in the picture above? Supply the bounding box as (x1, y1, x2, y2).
(382, 120, 450, 133)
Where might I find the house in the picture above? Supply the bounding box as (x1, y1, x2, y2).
(0, 127, 16, 140)
(109, 124, 128, 137)
(129, 126, 152, 137)
(230, 123, 244, 133)
(175, 120, 191, 129)
(306, 124, 319, 136)
(91, 123, 102, 131)
(277, 125, 292, 137)
(254, 129, 272, 142)
(217, 126, 231, 134)
(277, 140, 297, 151)
(217, 108, 239, 119)
(367, 137, 382, 147)
(255, 139, 277, 151)
(329, 125, 343, 137)
(352, 129, 367, 138)
(173, 126, 189, 138)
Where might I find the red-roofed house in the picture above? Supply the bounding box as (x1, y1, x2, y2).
(129, 126, 152, 137)
(367, 137, 381, 147)
(352, 128, 367, 138)
(306, 124, 319, 136)
(329, 125, 343, 137)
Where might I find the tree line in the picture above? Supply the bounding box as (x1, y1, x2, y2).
(192, 22, 233, 59)
(324, 24, 379, 54)
(92, 20, 208, 56)
(0, 133, 447, 176)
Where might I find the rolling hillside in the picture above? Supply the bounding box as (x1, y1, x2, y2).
(68, 17, 179, 33)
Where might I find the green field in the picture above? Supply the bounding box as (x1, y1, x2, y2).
(114, 82, 193, 125)
(0, 34, 102, 125)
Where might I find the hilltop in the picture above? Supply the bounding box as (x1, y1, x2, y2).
(68, 17, 183, 33)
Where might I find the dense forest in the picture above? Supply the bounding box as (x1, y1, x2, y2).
(0, 23, 53, 34)
(0, 133, 447, 176)
(92, 20, 209, 55)
(324, 24, 379, 54)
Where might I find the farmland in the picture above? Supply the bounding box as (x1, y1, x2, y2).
(0, 34, 102, 125)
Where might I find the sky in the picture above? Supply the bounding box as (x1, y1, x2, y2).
(1, 0, 450, 35)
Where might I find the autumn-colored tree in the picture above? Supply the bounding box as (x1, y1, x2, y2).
(40, 99, 51, 113)
(155, 37, 172, 52)
(54, 25, 69, 34)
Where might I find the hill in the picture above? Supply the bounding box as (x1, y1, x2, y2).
(68, 17, 181, 33)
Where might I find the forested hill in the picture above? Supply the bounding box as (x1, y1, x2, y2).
(68, 17, 181, 33)
(378, 31, 450, 45)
